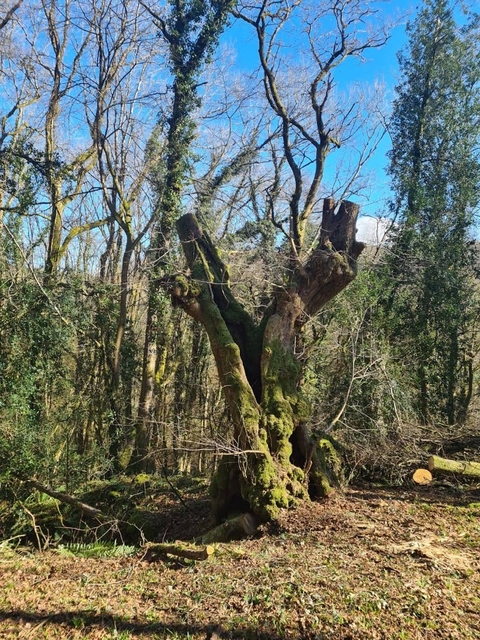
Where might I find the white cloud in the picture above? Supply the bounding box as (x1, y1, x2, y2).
(356, 216, 391, 244)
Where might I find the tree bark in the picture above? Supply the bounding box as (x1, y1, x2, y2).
(428, 455, 480, 477)
(167, 199, 364, 522)
(143, 542, 214, 562)
(26, 479, 110, 521)
(200, 513, 257, 544)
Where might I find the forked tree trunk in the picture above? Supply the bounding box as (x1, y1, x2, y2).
(167, 199, 364, 522)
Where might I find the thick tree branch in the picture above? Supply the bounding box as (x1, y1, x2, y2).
(173, 213, 264, 399)
(299, 199, 364, 318)
(0, 0, 22, 31)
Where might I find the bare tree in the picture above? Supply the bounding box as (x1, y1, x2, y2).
(0, 1, 42, 221)
(0, 0, 23, 32)
(81, 0, 166, 468)
(160, 0, 391, 521)
(35, 0, 97, 276)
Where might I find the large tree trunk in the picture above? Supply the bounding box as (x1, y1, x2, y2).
(167, 199, 364, 522)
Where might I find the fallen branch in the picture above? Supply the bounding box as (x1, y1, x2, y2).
(143, 542, 215, 562)
(382, 538, 472, 575)
(200, 513, 257, 544)
(428, 456, 480, 478)
(26, 479, 110, 522)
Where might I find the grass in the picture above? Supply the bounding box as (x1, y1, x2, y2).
(0, 482, 479, 638)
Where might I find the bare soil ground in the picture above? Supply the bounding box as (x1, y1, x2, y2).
(0, 485, 479, 639)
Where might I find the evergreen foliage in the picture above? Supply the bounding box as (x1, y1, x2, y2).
(381, 0, 480, 425)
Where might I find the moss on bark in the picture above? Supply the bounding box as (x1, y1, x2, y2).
(239, 453, 307, 522)
(309, 435, 344, 498)
(173, 210, 359, 525)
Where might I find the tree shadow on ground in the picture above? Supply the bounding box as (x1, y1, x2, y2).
(122, 496, 214, 543)
(347, 483, 480, 507)
(0, 609, 293, 640)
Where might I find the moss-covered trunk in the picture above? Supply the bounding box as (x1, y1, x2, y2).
(168, 200, 363, 522)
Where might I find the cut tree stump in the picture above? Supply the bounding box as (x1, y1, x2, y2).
(412, 468, 433, 485)
(428, 455, 480, 477)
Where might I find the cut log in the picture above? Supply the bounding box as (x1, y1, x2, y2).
(143, 542, 214, 562)
(428, 455, 480, 477)
(412, 468, 433, 485)
(200, 513, 257, 544)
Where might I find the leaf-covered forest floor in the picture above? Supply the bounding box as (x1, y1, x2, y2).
(0, 479, 479, 640)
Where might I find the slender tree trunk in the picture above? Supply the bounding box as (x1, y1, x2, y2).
(107, 239, 136, 471)
(446, 329, 458, 426)
(135, 290, 172, 471)
(418, 364, 429, 424)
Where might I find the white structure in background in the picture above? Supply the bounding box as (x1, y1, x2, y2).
(356, 216, 391, 245)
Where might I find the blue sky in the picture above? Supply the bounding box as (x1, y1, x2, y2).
(340, 0, 479, 240)
(220, 1, 480, 242)
(221, 2, 417, 241)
